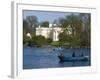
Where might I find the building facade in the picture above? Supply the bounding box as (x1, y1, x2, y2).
(36, 24, 73, 41)
(36, 26, 63, 41)
(26, 24, 72, 41)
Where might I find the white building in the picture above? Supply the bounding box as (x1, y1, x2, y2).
(36, 24, 66, 41)
(36, 27, 63, 41)
(26, 24, 72, 41)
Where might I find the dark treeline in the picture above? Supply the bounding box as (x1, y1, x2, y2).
(23, 13, 91, 48)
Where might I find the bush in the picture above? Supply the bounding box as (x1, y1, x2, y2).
(51, 41, 61, 47)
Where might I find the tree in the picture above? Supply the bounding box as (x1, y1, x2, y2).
(46, 38, 52, 43)
(53, 19, 61, 27)
(31, 35, 47, 46)
(26, 16, 38, 28)
(41, 21, 49, 27)
(23, 19, 31, 46)
(26, 16, 38, 34)
(59, 14, 83, 48)
(79, 13, 91, 47)
(23, 19, 29, 34)
(23, 34, 31, 46)
(23, 16, 39, 46)
(58, 31, 72, 47)
(58, 17, 68, 28)
(79, 13, 91, 31)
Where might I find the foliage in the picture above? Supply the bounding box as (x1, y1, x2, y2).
(40, 21, 49, 27)
(80, 31, 90, 48)
(23, 13, 91, 48)
(23, 16, 39, 46)
(58, 14, 81, 47)
(25, 16, 38, 35)
(25, 35, 52, 47)
(26, 16, 38, 28)
(23, 35, 31, 46)
(23, 19, 30, 33)
(46, 38, 52, 44)
(79, 13, 91, 47)
(51, 41, 62, 47)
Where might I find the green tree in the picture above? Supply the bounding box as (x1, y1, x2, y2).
(23, 19, 31, 46)
(46, 38, 52, 44)
(59, 14, 83, 48)
(23, 35, 31, 46)
(79, 13, 91, 47)
(23, 19, 29, 33)
(41, 21, 49, 27)
(58, 31, 72, 47)
(26, 16, 38, 35)
(53, 19, 61, 27)
(31, 35, 48, 46)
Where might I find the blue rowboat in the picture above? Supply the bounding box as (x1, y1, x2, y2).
(58, 55, 89, 62)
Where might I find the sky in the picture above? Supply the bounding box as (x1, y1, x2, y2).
(23, 10, 79, 23)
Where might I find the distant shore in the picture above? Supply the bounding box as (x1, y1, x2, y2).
(23, 44, 91, 49)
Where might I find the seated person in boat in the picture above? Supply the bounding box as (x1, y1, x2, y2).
(80, 52, 84, 57)
(72, 52, 75, 57)
(60, 53, 63, 57)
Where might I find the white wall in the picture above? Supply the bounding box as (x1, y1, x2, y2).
(0, 0, 100, 80)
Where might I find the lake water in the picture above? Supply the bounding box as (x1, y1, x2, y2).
(23, 47, 91, 69)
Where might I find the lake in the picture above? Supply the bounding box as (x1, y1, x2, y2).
(23, 47, 91, 69)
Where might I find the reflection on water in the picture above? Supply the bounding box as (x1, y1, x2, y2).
(23, 47, 91, 69)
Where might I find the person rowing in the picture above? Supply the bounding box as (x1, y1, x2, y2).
(59, 53, 64, 57)
(80, 52, 84, 57)
(72, 52, 75, 57)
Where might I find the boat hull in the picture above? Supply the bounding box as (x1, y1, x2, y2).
(58, 56, 89, 62)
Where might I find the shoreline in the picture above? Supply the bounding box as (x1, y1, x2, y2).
(23, 46, 91, 49)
